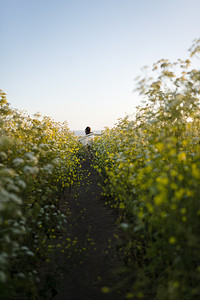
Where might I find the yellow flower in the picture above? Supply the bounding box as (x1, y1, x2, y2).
(169, 237, 176, 244)
(101, 287, 110, 293)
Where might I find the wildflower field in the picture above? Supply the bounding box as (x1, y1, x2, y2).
(93, 41, 200, 299)
(0, 91, 81, 298)
(0, 40, 200, 300)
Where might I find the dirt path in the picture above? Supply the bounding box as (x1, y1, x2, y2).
(49, 157, 123, 300)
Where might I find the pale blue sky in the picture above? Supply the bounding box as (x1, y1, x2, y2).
(1, 0, 200, 130)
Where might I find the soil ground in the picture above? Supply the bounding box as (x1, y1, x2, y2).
(39, 157, 125, 300)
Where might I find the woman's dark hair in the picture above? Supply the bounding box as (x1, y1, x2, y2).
(85, 126, 91, 135)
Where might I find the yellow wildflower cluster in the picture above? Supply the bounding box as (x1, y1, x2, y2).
(92, 41, 200, 299)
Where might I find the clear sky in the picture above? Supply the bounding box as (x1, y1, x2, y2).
(1, 0, 200, 130)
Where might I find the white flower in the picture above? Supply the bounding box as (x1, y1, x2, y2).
(13, 157, 24, 167)
(16, 180, 26, 189)
(24, 152, 38, 164)
(23, 166, 39, 175)
(0, 152, 7, 161)
(9, 193, 22, 205)
(42, 164, 54, 174)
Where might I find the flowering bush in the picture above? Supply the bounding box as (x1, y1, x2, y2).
(93, 41, 200, 299)
(0, 91, 81, 298)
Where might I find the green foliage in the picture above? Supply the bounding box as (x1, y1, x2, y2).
(0, 90, 81, 299)
(93, 40, 200, 299)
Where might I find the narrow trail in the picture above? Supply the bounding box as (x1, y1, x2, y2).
(51, 157, 124, 300)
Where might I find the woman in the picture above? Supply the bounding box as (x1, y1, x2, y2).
(78, 126, 94, 147)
